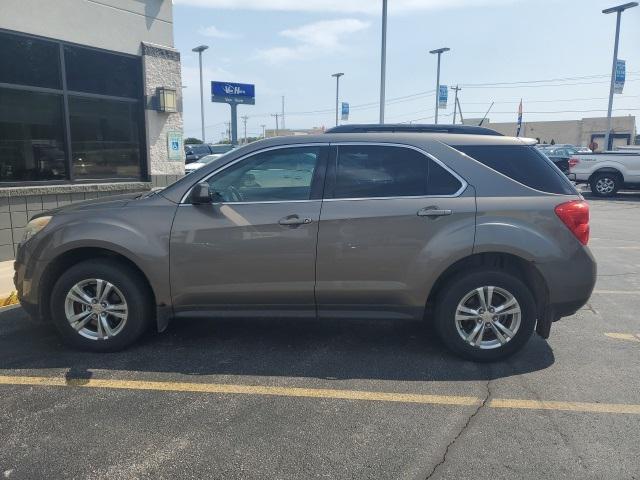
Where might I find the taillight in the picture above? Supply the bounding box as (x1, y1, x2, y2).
(555, 200, 589, 245)
(568, 157, 580, 169)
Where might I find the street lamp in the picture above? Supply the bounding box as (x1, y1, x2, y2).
(602, 2, 637, 151)
(379, 0, 388, 124)
(429, 47, 450, 124)
(332, 73, 344, 126)
(192, 44, 209, 142)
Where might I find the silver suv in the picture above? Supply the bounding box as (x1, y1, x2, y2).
(14, 132, 596, 361)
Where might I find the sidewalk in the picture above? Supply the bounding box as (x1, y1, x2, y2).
(0, 260, 17, 306)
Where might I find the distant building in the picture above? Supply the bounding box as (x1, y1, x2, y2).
(265, 127, 326, 138)
(465, 116, 636, 151)
(0, 0, 182, 260)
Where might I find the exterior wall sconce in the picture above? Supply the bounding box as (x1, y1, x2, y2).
(157, 87, 177, 113)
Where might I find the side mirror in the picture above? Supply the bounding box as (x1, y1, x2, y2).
(191, 182, 211, 204)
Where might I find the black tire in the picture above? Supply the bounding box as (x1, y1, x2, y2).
(50, 259, 152, 352)
(434, 270, 536, 362)
(589, 172, 620, 197)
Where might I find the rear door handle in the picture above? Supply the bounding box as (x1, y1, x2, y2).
(417, 207, 453, 217)
(279, 215, 313, 226)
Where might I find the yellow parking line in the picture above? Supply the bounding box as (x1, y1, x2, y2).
(489, 398, 640, 415)
(0, 375, 639, 415)
(605, 332, 640, 343)
(0, 291, 18, 307)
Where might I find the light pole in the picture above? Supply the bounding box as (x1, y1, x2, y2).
(602, 2, 637, 151)
(192, 45, 209, 142)
(332, 73, 344, 126)
(429, 47, 450, 124)
(379, 0, 388, 124)
(261, 124, 266, 139)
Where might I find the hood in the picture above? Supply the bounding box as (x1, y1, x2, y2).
(44, 192, 146, 216)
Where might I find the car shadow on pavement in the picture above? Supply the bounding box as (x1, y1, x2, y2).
(0, 307, 554, 383)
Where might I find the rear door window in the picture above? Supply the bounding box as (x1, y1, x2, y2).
(332, 145, 463, 198)
(451, 144, 575, 195)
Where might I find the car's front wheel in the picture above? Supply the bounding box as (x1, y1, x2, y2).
(50, 259, 152, 352)
(434, 271, 536, 361)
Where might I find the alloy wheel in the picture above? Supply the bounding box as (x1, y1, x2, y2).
(454, 286, 521, 350)
(595, 177, 615, 195)
(64, 278, 128, 340)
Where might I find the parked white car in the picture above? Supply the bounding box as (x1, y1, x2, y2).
(568, 150, 640, 197)
(184, 153, 225, 174)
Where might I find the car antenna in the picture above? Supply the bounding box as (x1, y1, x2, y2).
(478, 101, 494, 126)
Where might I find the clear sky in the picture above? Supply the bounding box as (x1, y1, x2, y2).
(172, 0, 640, 142)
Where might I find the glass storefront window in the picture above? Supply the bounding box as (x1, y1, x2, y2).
(0, 32, 61, 89)
(69, 97, 142, 180)
(64, 45, 142, 99)
(0, 88, 67, 182)
(0, 31, 146, 184)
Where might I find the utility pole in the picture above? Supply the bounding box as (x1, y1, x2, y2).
(456, 96, 464, 124)
(241, 115, 248, 144)
(271, 113, 280, 136)
(451, 85, 461, 124)
(224, 122, 231, 143)
(331, 73, 344, 127)
(281, 96, 285, 130)
(261, 124, 266, 139)
(191, 45, 209, 142)
(429, 47, 450, 124)
(379, 0, 387, 124)
(602, 2, 637, 151)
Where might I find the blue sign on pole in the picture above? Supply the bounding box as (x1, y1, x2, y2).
(341, 102, 349, 121)
(614, 59, 625, 94)
(211, 81, 256, 104)
(438, 85, 448, 109)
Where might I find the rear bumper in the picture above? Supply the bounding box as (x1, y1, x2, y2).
(537, 245, 597, 319)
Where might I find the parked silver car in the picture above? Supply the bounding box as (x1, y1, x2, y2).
(14, 132, 596, 361)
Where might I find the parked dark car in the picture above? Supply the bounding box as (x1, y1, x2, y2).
(536, 145, 591, 175)
(185, 143, 234, 163)
(15, 132, 595, 361)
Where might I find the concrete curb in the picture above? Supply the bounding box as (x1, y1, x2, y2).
(0, 291, 18, 307)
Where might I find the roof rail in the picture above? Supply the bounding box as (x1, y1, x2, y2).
(325, 123, 503, 136)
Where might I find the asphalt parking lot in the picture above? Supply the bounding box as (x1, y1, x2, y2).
(0, 191, 639, 480)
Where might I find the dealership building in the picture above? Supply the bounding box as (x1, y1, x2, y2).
(470, 116, 637, 151)
(0, 0, 183, 260)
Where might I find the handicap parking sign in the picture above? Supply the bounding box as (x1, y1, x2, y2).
(167, 131, 183, 161)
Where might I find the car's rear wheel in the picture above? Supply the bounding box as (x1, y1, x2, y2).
(434, 271, 536, 362)
(590, 172, 620, 197)
(50, 259, 152, 352)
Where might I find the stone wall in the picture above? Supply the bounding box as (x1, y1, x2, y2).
(142, 42, 185, 184)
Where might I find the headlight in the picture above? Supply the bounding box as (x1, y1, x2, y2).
(22, 216, 52, 242)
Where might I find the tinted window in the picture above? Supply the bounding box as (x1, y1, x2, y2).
(64, 45, 142, 98)
(452, 145, 575, 195)
(69, 97, 142, 179)
(428, 160, 463, 195)
(0, 88, 67, 182)
(334, 145, 428, 198)
(189, 145, 211, 155)
(333, 145, 462, 198)
(208, 147, 321, 202)
(0, 32, 61, 89)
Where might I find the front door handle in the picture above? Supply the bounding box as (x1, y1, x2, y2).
(417, 207, 453, 217)
(279, 215, 313, 226)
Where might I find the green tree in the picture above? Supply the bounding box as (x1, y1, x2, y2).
(184, 137, 203, 145)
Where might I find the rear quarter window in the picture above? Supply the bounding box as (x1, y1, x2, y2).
(451, 144, 576, 195)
